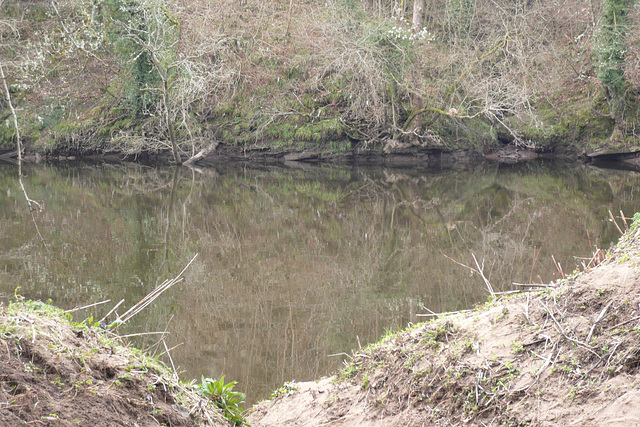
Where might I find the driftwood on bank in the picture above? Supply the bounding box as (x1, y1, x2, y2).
(184, 141, 220, 166)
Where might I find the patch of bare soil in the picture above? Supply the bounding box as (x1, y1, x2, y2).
(249, 220, 640, 426)
(0, 301, 230, 426)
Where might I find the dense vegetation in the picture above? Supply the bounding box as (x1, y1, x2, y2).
(0, 0, 639, 161)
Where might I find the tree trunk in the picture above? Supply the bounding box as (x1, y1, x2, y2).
(412, 0, 425, 32)
(411, 94, 423, 145)
(161, 73, 182, 165)
(0, 61, 22, 162)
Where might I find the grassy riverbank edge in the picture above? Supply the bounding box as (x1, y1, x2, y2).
(0, 299, 233, 426)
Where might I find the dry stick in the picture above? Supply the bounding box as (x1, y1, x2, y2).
(148, 314, 175, 356)
(65, 299, 111, 314)
(472, 253, 496, 297)
(0, 61, 20, 159)
(589, 248, 606, 269)
(540, 301, 601, 359)
(581, 260, 588, 271)
(442, 253, 495, 297)
(120, 331, 170, 339)
(157, 342, 183, 360)
(620, 210, 629, 231)
(116, 278, 181, 326)
(162, 338, 178, 376)
(551, 255, 564, 280)
(601, 340, 624, 380)
(99, 299, 125, 326)
(523, 294, 531, 324)
(0, 61, 46, 246)
(535, 344, 557, 376)
(609, 210, 624, 236)
(416, 308, 473, 317)
(586, 300, 613, 344)
(117, 276, 185, 325)
(420, 305, 438, 316)
(512, 283, 554, 288)
(442, 253, 475, 272)
(327, 352, 352, 358)
(495, 290, 528, 295)
(514, 343, 557, 392)
(113, 254, 198, 327)
(608, 315, 640, 331)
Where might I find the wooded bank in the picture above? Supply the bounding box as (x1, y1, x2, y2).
(0, 0, 639, 163)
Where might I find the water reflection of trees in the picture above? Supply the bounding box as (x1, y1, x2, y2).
(0, 161, 639, 405)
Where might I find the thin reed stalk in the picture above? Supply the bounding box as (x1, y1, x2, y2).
(109, 254, 198, 328)
(66, 299, 111, 313)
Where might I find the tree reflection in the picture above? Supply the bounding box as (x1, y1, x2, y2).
(0, 161, 638, 405)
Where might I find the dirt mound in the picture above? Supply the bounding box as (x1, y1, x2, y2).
(0, 301, 230, 426)
(248, 219, 640, 426)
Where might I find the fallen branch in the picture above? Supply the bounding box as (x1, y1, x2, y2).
(540, 301, 601, 359)
(473, 254, 496, 298)
(494, 290, 528, 295)
(120, 331, 171, 339)
(184, 141, 220, 166)
(512, 283, 554, 288)
(1, 60, 46, 246)
(416, 308, 473, 317)
(513, 343, 557, 392)
(161, 338, 178, 376)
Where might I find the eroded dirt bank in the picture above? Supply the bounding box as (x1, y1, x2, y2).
(0, 301, 231, 426)
(249, 216, 640, 426)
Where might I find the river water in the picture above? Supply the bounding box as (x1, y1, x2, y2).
(0, 160, 639, 404)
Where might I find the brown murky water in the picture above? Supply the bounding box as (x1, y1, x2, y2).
(0, 160, 638, 405)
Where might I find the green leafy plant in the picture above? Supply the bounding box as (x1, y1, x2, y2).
(512, 341, 525, 354)
(270, 380, 298, 399)
(199, 376, 246, 426)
